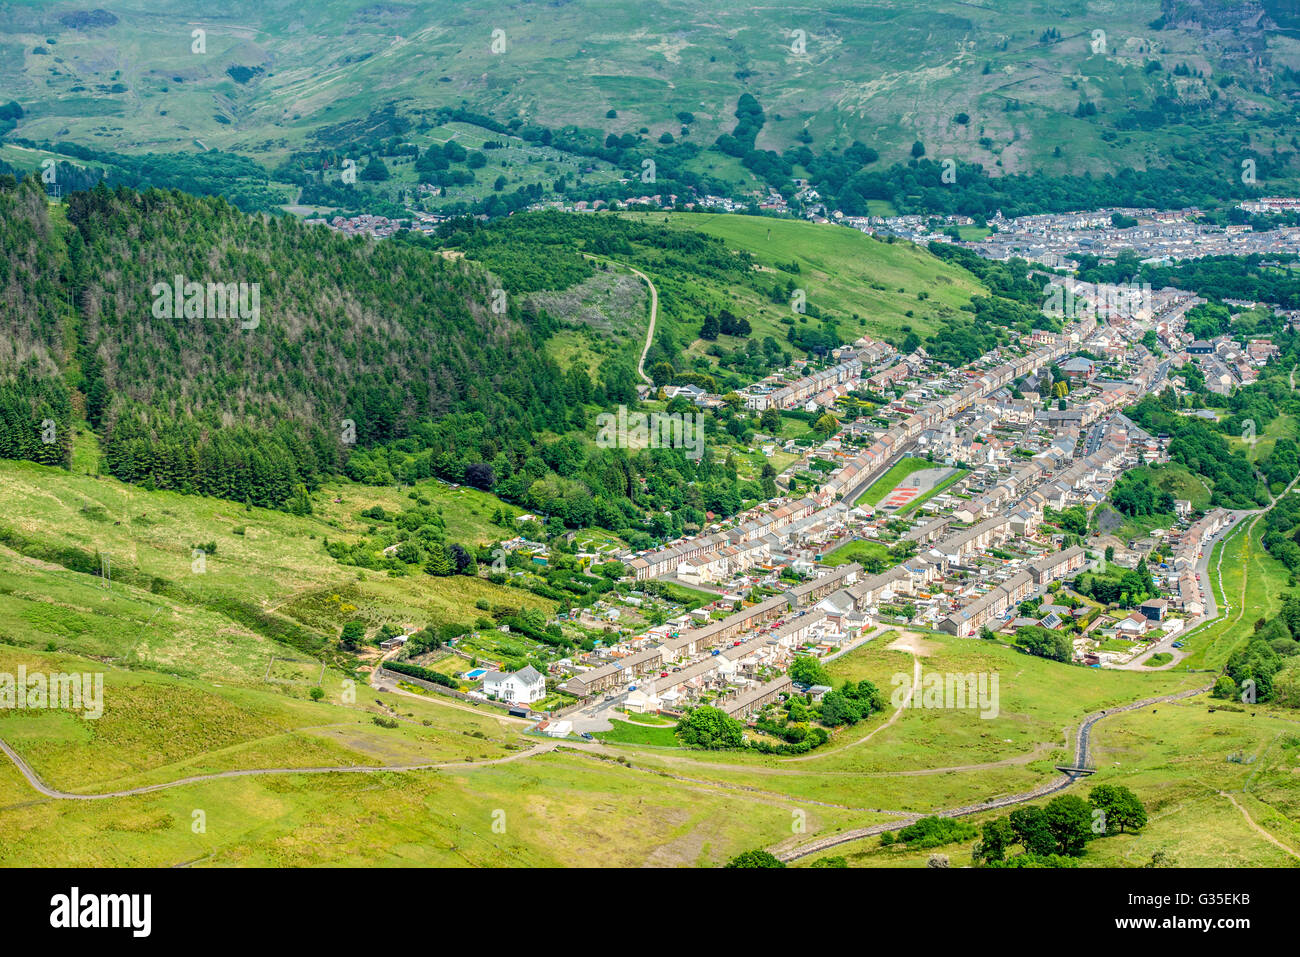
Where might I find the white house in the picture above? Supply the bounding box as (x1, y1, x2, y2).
(481, 665, 546, 704)
(624, 688, 662, 713)
(538, 719, 572, 738)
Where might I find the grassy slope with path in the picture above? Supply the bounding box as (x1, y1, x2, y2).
(620, 212, 985, 343)
(1, 531, 1292, 865)
(2, 385, 1299, 868)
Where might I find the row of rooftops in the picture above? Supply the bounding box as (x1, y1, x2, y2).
(940, 570, 1036, 629)
(1172, 508, 1230, 612)
(819, 335, 1074, 504)
(630, 322, 1091, 586)
(756, 355, 864, 409)
(628, 497, 822, 577)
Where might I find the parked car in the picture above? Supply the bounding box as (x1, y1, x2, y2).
(580, 732, 594, 741)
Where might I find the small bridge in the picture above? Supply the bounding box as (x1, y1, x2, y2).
(1054, 765, 1096, 777)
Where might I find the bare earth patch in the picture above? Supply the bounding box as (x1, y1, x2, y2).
(886, 631, 939, 657)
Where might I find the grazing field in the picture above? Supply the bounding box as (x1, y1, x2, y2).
(1080, 700, 1300, 867)
(0, 459, 555, 649)
(795, 699, 1300, 869)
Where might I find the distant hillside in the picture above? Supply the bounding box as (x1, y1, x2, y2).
(4, 0, 1300, 200)
(432, 209, 993, 383)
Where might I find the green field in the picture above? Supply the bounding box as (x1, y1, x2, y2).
(621, 214, 986, 341)
(0, 457, 556, 658)
(798, 699, 1300, 868)
(1181, 516, 1291, 672)
(854, 456, 933, 507)
(897, 468, 970, 516)
(822, 539, 892, 568)
(593, 720, 680, 747)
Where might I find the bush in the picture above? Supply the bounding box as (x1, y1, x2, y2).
(383, 660, 457, 688)
(725, 850, 784, 868)
(1212, 675, 1237, 699)
(675, 706, 744, 749)
(895, 816, 978, 849)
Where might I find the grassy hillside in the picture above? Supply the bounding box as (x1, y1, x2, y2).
(6, 0, 1300, 185)
(444, 210, 990, 392)
(619, 212, 986, 341)
(0, 455, 556, 663)
(0, 460, 1294, 867)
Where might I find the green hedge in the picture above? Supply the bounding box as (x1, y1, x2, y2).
(384, 660, 457, 688)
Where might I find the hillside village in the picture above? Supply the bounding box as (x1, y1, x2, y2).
(384, 271, 1263, 741)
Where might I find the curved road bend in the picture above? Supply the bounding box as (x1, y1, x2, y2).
(0, 735, 558, 801)
(582, 254, 658, 385)
(775, 683, 1211, 862)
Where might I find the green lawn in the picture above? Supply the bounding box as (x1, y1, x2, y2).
(1096, 638, 1138, 654)
(592, 719, 680, 747)
(854, 456, 932, 507)
(822, 539, 892, 567)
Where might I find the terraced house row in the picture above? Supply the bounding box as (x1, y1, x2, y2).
(1172, 508, 1230, 617)
(816, 332, 1075, 506)
(628, 322, 1086, 584)
(628, 497, 820, 581)
(560, 583, 848, 699)
(744, 355, 864, 411)
(560, 592, 794, 696)
(938, 571, 1038, 637)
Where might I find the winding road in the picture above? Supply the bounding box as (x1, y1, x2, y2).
(773, 683, 1212, 862)
(583, 254, 658, 385)
(0, 736, 558, 801)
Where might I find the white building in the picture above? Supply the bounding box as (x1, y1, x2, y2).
(481, 665, 546, 704)
(538, 719, 572, 738)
